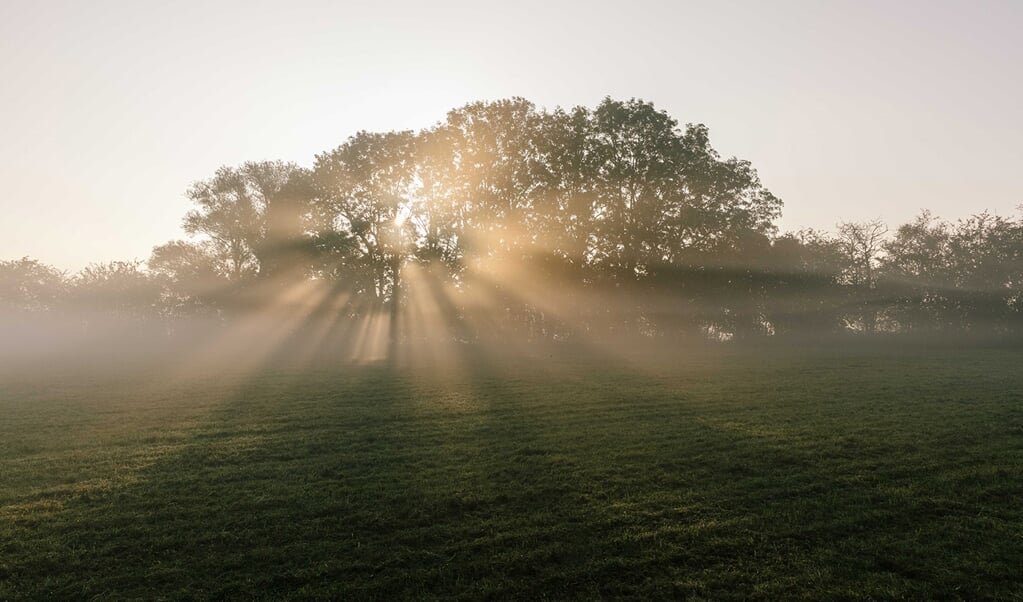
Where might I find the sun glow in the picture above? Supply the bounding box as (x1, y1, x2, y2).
(394, 206, 411, 227)
(150, 218, 677, 381)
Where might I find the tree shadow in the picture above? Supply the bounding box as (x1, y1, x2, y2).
(3, 341, 1022, 599)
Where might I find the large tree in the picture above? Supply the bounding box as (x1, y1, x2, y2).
(160, 97, 790, 339)
(312, 130, 418, 302)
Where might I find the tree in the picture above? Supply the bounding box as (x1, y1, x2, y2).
(312, 130, 418, 302)
(761, 230, 847, 336)
(148, 240, 229, 316)
(155, 97, 792, 341)
(71, 261, 164, 321)
(944, 212, 1023, 332)
(0, 257, 67, 313)
(881, 211, 1023, 334)
(584, 98, 688, 283)
(183, 161, 314, 281)
(836, 219, 889, 332)
(433, 98, 545, 256)
(880, 211, 954, 331)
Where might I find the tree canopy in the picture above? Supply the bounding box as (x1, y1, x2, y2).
(6, 97, 1023, 345)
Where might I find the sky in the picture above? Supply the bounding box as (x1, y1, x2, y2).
(1, 0, 1021, 271)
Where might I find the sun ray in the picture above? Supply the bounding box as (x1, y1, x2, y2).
(159, 278, 333, 383)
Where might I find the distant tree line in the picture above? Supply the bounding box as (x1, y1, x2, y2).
(4, 98, 1023, 343)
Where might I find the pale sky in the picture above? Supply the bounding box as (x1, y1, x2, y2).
(2, 0, 1021, 271)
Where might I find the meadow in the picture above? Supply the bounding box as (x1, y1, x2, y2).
(2, 342, 1022, 600)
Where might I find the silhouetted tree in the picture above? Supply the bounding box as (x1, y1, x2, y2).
(836, 219, 889, 332)
(313, 130, 418, 303)
(184, 161, 314, 281)
(0, 257, 67, 313)
(71, 261, 164, 322)
(761, 230, 847, 337)
(148, 240, 228, 316)
(16, 96, 1022, 345)
(882, 211, 1023, 334)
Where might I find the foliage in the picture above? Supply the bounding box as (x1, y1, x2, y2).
(182, 161, 314, 281)
(881, 211, 1023, 333)
(0, 257, 67, 313)
(5, 98, 1023, 339)
(70, 260, 164, 320)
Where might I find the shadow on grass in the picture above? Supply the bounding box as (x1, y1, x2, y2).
(3, 344, 1022, 599)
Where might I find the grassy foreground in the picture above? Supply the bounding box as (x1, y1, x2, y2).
(2, 343, 1022, 600)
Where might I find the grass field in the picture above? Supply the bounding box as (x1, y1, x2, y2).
(2, 342, 1022, 600)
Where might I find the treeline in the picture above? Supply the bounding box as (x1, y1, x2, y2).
(4, 98, 1023, 345)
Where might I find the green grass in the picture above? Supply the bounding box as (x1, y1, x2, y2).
(2, 343, 1022, 600)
